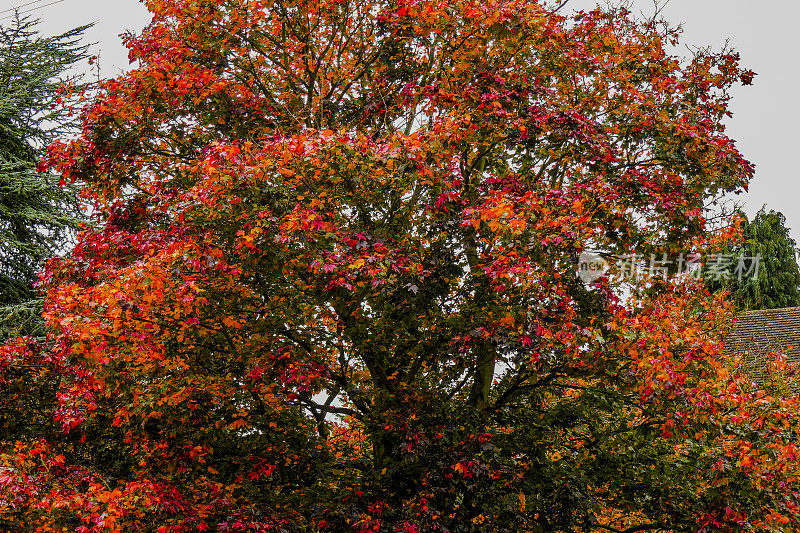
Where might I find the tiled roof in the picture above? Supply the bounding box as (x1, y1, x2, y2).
(723, 307, 800, 368)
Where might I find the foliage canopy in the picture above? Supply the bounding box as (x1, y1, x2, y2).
(3, 1, 800, 532)
(705, 208, 800, 310)
(0, 17, 88, 338)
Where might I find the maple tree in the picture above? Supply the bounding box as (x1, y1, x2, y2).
(2, 0, 800, 531)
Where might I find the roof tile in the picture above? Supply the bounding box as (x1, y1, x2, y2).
(723, 307, 800, 366)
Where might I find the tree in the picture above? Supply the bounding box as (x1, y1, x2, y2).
(705, 208, 800, 310)
(4, 1, 800, 531)
(0, 17, 89, 339)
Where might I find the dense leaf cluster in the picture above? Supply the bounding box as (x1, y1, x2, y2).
(2, 1, 800, 532)
(705, 208, 800, 310)
(0, 17, 88, 338)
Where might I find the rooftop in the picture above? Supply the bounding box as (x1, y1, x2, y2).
(723, 307, 800, 373)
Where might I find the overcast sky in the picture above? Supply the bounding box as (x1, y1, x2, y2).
(2, 0, 798, 241)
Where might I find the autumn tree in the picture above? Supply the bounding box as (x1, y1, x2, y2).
(0, 17, 89, 339)
(3, 1, 800, 531)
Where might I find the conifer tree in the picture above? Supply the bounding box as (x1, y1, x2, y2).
(0, 16, 89, 338)
(705, 208, 800, 310)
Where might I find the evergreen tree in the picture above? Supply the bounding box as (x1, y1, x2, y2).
(706, 207, 800, 310)
(0, 16, 89, 338)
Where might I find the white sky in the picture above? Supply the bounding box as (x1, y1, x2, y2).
(2, 0, 798, 242)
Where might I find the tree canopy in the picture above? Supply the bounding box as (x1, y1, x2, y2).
(705, 208, 800, 310)
(0, 17, 89, 339)
(3, 1, 800, 532)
